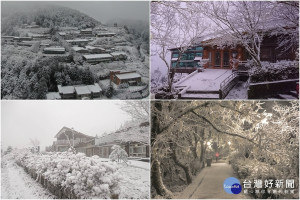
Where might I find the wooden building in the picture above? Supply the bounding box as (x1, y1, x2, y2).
(52, 127, 95, 152)
(170, 35, 297, 73)
(110, 71, 142, 85)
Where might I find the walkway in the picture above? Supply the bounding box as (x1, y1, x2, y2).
(1, 161, 54, 199)
(175, 69, 232, 91)
(175, 161, 249, 199)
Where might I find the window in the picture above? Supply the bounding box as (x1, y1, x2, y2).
(215, 52, 221, 66)
(172, 53, 179, 58)
(223, 51, 230, 66)
(196, 46, 203, 51)
(171, 62, 177, 67)
(196, 52, 202, 57)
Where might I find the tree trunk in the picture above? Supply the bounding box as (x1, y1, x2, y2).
(170, 142, 193, 184)
(151, 159, 173, 197)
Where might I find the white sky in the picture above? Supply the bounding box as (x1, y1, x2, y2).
(1, 101, 131, 151)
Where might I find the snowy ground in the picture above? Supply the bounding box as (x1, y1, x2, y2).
(1, 161, 55, 199)
(119, 164, 150, 199)
(96, 157, 150, 198)
(175, 69, 232, 91)
(225, 81, 248, 99)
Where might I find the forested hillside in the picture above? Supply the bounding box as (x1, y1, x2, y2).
(1, 5, 99, 35)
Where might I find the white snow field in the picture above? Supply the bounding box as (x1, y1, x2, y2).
(1, 161, 55, 199)
(119, 162, 150, 199)
(175, 69, 232, 91)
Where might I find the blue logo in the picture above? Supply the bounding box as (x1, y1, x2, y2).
(223, 177, 242, 194)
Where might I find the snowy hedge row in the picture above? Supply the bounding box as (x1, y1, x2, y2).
(8, 149, 122, 199)
(250, 61, 299, 83)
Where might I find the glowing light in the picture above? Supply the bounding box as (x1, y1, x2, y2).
(228, 141, 231, 145)
(207, 141, 211, 146)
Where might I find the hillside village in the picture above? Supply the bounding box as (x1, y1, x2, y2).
(1, 7, 149, 100)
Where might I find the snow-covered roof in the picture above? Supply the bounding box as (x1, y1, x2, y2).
(115, 72, 141, 80)
(96, 125, 149, 145)
(81, 28, 93, 31)
(96, 32, 116, 36)
(111, 52, 127, 56)
(58, 85, 75, 94)
(58, 32, 66, 36)
(72, 47, 86, 52)
(171, 58, 178, 61)
(46, 92, 61, 100)
(87, 83, 102, 93)
(55, 126, 94, 139)
(44, 47, 65, 52)
(74, 86, 91, 95)
(66, 39, 89, 43)
(83, 54, 113, 59)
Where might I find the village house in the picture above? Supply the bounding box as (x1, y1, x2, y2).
(72, 46, 89, 54)
(111, 52, 127, 61)
(66, 39, 89, 47)
(57, 83, 102, 99)
(83, 54, 113, 63)
(51, 127, 95, 152)
(96, 32, 116, 37)
(80, 28, 93, 36)
(43, 47, 66, 54)
(46, 92, 61, 100)
(85, 46, 106, 54)
(110, 71, 142, 85)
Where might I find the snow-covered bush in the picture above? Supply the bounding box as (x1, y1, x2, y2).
(109, 145, 128, 163)
(7, 149, 122, 198)
(250, 60, 299, 83)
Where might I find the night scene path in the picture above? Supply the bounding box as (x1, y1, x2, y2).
(175, 161, 250, 199)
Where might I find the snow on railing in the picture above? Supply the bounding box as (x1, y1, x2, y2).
(219, 72, 239, 99)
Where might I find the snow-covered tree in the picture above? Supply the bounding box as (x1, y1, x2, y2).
(151, 1, 209, 92)
(119, 101, 149, 123)
(109, 145, 128, 163)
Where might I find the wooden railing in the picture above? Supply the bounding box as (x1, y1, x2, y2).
(219, 72, 239, 99)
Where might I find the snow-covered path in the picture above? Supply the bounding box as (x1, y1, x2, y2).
(1, 161, 55, 199)
(175, 161, 249, 199)
(118, 163, 150, 199)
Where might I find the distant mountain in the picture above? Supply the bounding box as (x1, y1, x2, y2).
(1, 4, 100, 35)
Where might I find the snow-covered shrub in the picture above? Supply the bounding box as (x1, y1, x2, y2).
(250, 60, 299, 83)
(109, 145, 128, 163)
(8, 149, 122, 199)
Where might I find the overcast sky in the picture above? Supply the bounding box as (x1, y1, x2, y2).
(1, 101, 132, 151)
(2, 1, 149, 24)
